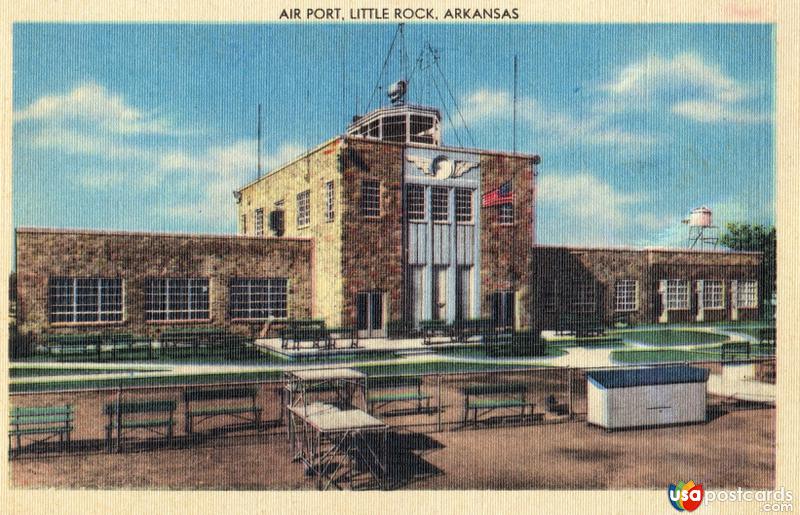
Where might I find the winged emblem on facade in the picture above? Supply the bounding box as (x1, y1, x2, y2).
(406, 154, 479, 180)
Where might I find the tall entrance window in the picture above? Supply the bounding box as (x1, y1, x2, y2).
(455, 266, 472, 321)
(356, 291, 385, 338)
(492, 290, 515, 330)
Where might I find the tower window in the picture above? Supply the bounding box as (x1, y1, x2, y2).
(361, 180, 381, 217)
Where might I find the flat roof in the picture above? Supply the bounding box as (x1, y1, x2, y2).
(587, 366, 710, 389)
(15, 226, 312, 243)
(533, 243, 762, 256)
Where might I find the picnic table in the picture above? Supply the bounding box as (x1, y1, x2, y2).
(287, 403, 388, 490)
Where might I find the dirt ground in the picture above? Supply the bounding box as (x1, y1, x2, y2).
(9, 403, 774, 490)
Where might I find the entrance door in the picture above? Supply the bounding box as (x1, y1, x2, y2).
(492, 291, 515, 331)
(409, 266, 425, 326)
(431, 267, 448, 321)
(356, 291, 385, 338)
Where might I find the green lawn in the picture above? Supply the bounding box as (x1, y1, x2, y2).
(434, 346, 567, 359)
(354, 360, 544, 377)
(10, 367, 167, 378)
(614, 329, 728, 346)
(10, 370, 284, 393)
(610, 349, 721, 364)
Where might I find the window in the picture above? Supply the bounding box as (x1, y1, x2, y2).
(144, 278, 209, 321)
(254, 208, 264, 236)
(324, 181, 335, 222)
(498, 203, 513, 224)
(700, 280, 724, 309)
(407, 184, 425, 221)
(663, 279, 690, 310)
(240, 214, 247, 235)
(737, 280, 758, 308)
(570, 281, 596, 313)
(296, 190, 310, 227)
(409, 115, 435, 144)
(542, 279, 557, 313)
(382, 115, 406, 142)
(48, 277, 123, 323)
(230, 278, 288, 319)
(361, 180, 381, 217)
(431, 186, 449, 222)
(615, 280, 638, 312)
(455, 266, 472, 320)
(455, 188, 473, 223)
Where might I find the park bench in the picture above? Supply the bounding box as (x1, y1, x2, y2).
(326, 326, 359, 349)
(104, 399, 176, 451)
(558, 313, 605, 338)
(721, 341, 752, 361)
(45, 333, 103, 361)
(450, 318, 495, 343)
(483, 331, 545, 357)
(160, 328, 247, 357)
(279, 320, 328, 350)
(9, 405, 74, 457)
(461, 383, 540, 427)
(367, 376, 434, 415)
(183, 387, 262, 435)
(105, 333, 153, 360)
(420, 320, 450, 345)
(759, 327, 776, 346)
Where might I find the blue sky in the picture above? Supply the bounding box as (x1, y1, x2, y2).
(13, 23, 775, 247)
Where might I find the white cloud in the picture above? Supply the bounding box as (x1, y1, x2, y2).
(599, 52, 770, 125)
(671, 100, 772, 124)
(15, 82, 186, 136)
(28, 127, 153, 160)
(601, 52, 751, 103)
(160, 140, 305, 223)
(461, 89, 658, 147)
(536, 170, 666, 245)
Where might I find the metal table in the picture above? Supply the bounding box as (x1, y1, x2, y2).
(287, 404, 388, 490)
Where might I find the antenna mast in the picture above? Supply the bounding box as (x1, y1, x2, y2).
(257, 103, 262, 180)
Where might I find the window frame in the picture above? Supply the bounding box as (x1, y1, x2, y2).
(570, 281, 596, 314)
(736, 280, 759, 309)
(254, 208, 264, 236)
(48, 277, 124, 324)
(406, 183, 426, 222)
(229, 277, 289, 320)
(663, 279, 690, 310)
(455, 188, 473, 224)
(324, 181, 335, 223)
(498, 202, 514, 225)
(296, 190, 311, 228)
(360, 179, 382, 218)
(614, 279, 639, 312)
(431, 186, 449, 223)
(144, 277, 210, 322)
(700, 280, 725, 310)
(240, 214, 247, 235)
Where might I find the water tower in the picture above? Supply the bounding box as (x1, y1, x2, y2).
(682, 206, 719, 249)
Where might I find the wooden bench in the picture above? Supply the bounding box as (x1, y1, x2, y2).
(326, 326, 359, 349)
(279, 320, 328, 350)
(105, 333, 153, 360)
(450, 318, 495, 343)
(104, 399, 176, 451)
(759, 327, 776, 345)
(9, 405, 74, 457)
(420, 320, 450, 345)
(462, 383, 540, 427)
(721, 341, 751, 361)
(183, 387, 262, 435)
(45, 334, 103, 361)
(367, 376, 433, 415)
(483, 331, 546, 357)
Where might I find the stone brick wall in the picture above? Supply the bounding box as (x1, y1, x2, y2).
(339, 138, 405, 327)
(480, 154, 536, 329)
(531, 245, 763, 327)
(16, 228, 312, 337)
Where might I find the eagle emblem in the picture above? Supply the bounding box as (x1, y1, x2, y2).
(406, 154, 479, 180)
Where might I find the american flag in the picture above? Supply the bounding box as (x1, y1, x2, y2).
(481, 181, 514, 207)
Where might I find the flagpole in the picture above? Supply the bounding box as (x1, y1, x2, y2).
(510, 54, 518, 330)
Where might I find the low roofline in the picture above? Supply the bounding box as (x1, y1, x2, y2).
(15, 226, 313, 243)
(237, 135, 541, 193)
(533, 243, 762, 256)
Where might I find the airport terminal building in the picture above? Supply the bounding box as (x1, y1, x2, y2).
(14, 100, 763, 339)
